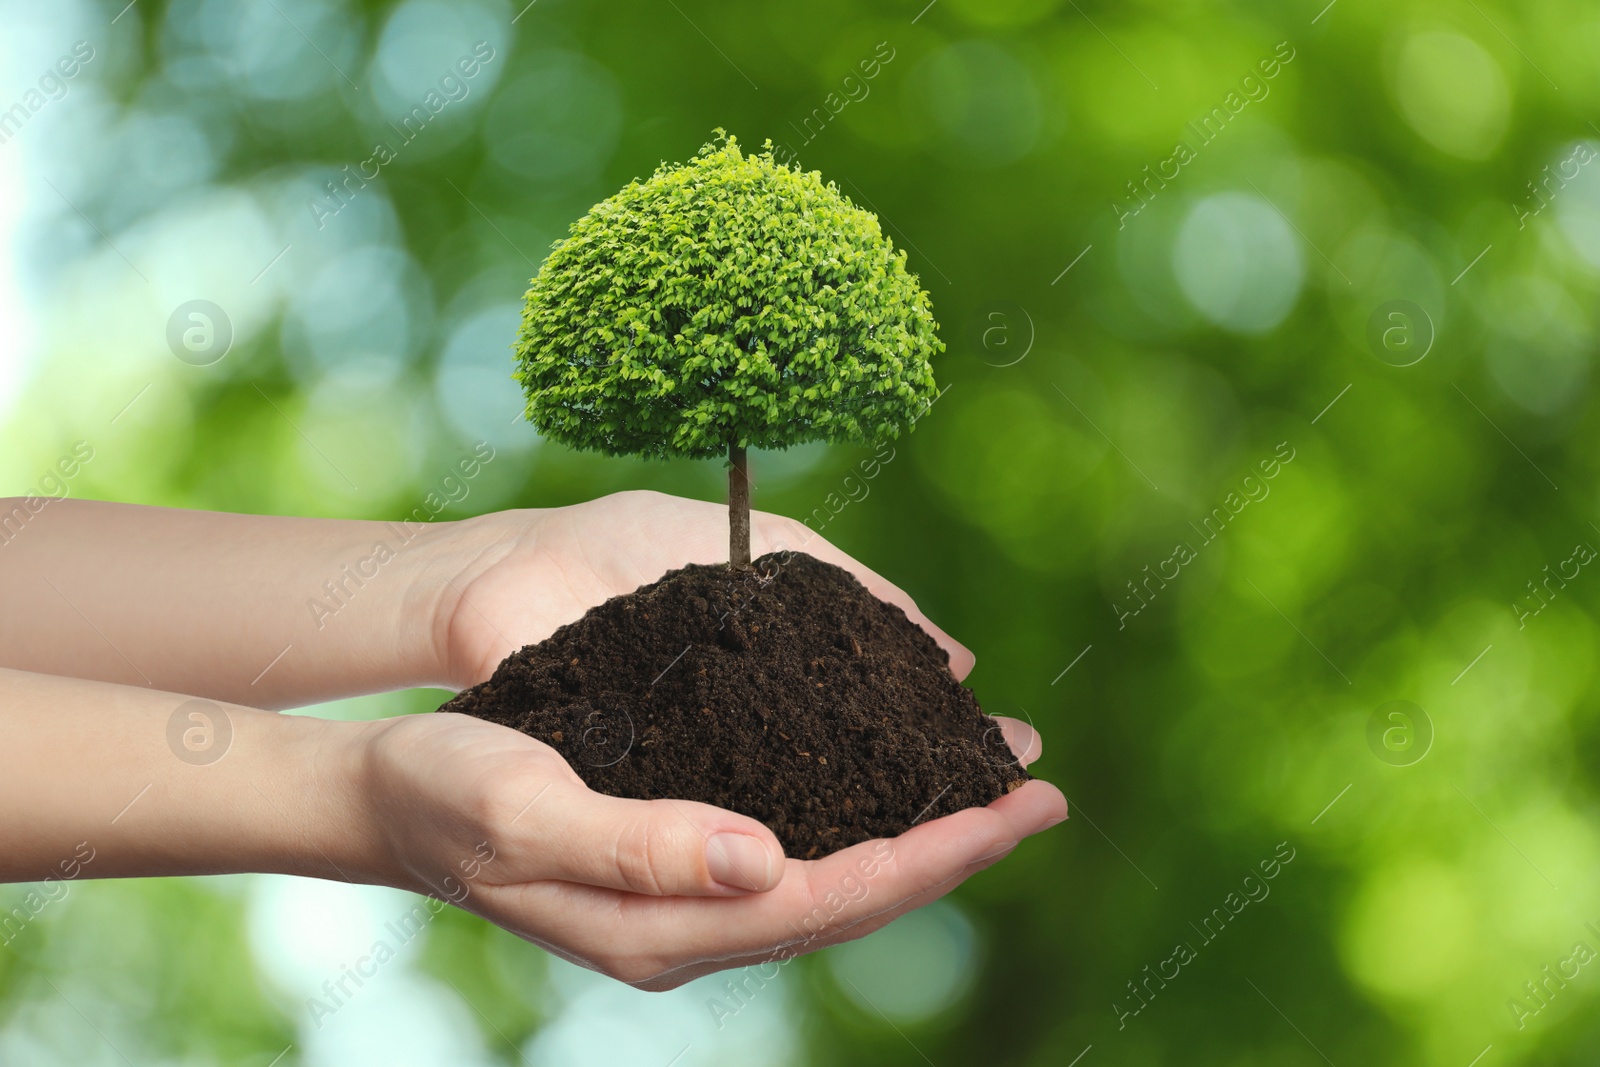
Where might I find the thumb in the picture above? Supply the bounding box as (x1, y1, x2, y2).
(530, 786, 786, 896)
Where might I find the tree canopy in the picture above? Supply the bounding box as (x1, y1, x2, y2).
(513, 133, 942, 460)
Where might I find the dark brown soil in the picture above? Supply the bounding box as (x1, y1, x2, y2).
(437, 551, 1030, 858)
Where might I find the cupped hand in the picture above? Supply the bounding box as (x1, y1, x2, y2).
(357, 708, 1064, 989)
(433, 489, 977, 692)
(394, 489, 1066, 987)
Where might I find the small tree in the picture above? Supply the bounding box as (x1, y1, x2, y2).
(514, 133, 942, 567)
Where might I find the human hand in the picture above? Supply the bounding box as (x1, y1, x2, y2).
(355, 706, 1063, 989)
(431, 489, 978, 692)
(0, 490, 1065, 990)
(388, 489, 1066, 986)
(0, 490, 982, 710)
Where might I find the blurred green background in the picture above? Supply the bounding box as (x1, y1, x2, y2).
(4, 0, 1600, 1062)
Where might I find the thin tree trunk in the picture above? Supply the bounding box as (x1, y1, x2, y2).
(728, 443, 751, 569)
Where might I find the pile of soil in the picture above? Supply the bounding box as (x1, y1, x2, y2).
(437, 551, 1029, 858)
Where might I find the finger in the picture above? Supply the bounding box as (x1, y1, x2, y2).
(493, 781, 1064, 983)
(982, 777, 1067, 829)
(697, 826, 1024, 978)
(656, 785, 1061, 985)
(752, 512, 976, 681)
(635, 855, 988, 989)
(464, 782, 1065, 987)
(990, 715, 1043, 766)
(649, 823, 1033, 988)
(516, 785, 786, 896)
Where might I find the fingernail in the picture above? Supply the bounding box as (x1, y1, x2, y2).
(707, 833, 777, 891)
(1043, 816, 1067, 829)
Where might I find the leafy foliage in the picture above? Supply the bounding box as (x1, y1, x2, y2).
(513, 133, 942, 459)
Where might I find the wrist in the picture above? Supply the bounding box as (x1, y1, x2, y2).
(272, 512, 514, 700)
(237, 710, 392, 887)
(263, 712, 451, 895)
(372, 514, 505, 692)
(334, 712, 505, 898)
(409, 509, 540, 691)
(0, 668, 405, 888)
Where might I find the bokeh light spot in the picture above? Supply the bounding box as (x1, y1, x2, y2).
(1173, 192, 1303, 334)
(826, 901, 977, 1021)
(913, 41, 1042, 167)
(483, 52, 624, 185)
(1390, 31, 1510, 160)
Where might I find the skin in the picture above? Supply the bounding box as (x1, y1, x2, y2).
(0, 490, 1066, 989)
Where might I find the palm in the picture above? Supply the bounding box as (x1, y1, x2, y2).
(365, 703, 1055, 990)
(366, 694, 1056, 985)
(407, 489, 1058, 989)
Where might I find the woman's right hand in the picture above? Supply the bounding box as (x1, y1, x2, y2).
(355, 709, 1065, 990)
